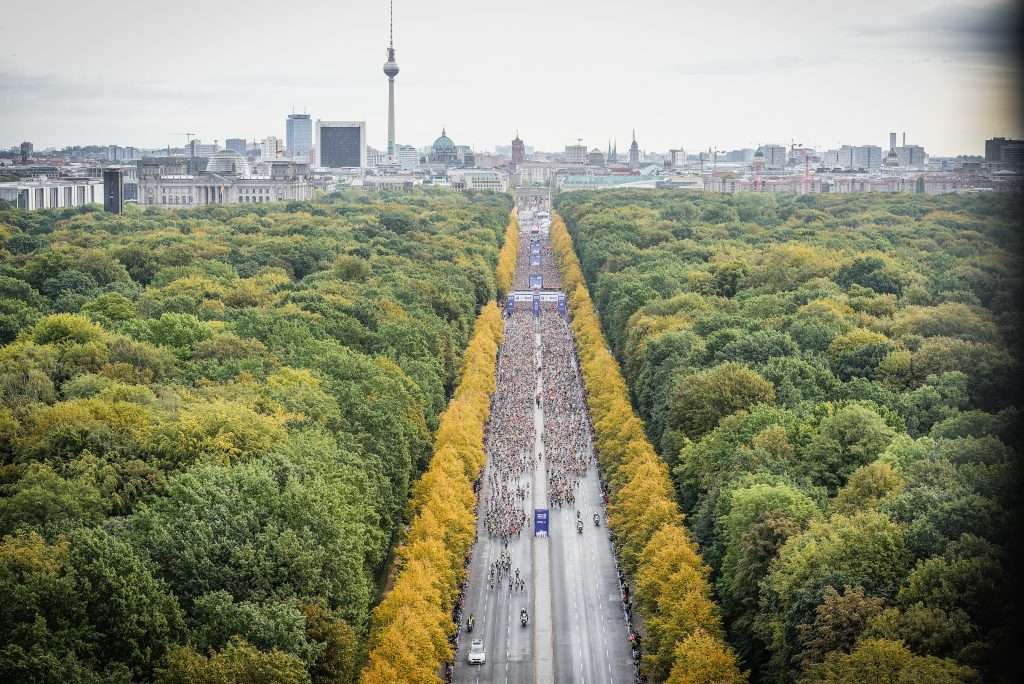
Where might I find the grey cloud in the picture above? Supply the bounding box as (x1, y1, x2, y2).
(853, 1, 1018, 59)
(0, 65, 378, 104)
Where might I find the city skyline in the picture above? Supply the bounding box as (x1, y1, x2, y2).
(0, 0, 1020, 156)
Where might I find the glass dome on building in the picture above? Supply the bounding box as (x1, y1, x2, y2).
(206, 149, 250, 176)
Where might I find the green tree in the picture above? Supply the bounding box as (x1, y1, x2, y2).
(667, 362, 775, 439)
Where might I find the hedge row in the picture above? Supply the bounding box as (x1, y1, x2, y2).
(551, 214, 747, 684)
(360, 301, 504, 684)
(495, 209, 519, 298)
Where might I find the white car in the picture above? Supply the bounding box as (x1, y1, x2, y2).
(467, 639, 486, 665)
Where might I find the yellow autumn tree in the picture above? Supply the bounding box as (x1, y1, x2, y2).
(495, 210, 519, 298)
(666, 630, 747, 684)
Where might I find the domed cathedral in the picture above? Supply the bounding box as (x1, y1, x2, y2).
(430, 128, 458, 164)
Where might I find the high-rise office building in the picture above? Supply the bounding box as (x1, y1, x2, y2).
(316, 121, 366, 168)
(19, 142, 33, 164)
(286, 114, 312, 160)
(985, 137, 1024, 168)
(382, 1, 399, 157)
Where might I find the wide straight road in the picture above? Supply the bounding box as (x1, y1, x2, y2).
(454, 194, 633, 683)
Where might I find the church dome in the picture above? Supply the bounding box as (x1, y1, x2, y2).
(432, 128, 455, 152)
(206, 149, 250, 176)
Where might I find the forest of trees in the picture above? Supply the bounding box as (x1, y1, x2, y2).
(0, 190, 511, 683)
(555, 190, 1022, 684)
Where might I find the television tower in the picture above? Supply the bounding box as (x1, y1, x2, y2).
(383, 1, 400, 158)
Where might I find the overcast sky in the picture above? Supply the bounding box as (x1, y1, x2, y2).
(0, 0, 1019, 155)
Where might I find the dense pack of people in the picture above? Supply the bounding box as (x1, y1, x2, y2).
(511, 223, 558, 291)
(482, 309, 537, 545)
(540, 308, 594, 509)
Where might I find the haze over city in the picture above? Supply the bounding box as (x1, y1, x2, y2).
(1, 0, 1020, 155)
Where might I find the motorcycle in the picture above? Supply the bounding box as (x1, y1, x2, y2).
(520, 610, 529, 627)
(576, 520, 583, 534)
(593, 514, 600, 527)
(466, 615, 474, 633)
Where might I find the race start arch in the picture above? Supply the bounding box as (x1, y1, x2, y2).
(505, 290, 567, 318)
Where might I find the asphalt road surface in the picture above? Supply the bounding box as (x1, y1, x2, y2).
(453, 209, 634, 683)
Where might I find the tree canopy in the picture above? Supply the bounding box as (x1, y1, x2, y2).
(555, 190, 1021, 684)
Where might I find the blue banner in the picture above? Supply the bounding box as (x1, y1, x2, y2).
(534, 508, 549, 536)
(530, 274, 542, 289)
(505, 296, 515, 314)
(532, 294, 540, 317)
(557, 294, 566, 316)
(530, 254, 541, 266)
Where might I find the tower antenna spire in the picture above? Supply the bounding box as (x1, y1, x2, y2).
(383, 0, 399, 158)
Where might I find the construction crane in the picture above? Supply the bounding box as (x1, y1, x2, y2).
(790, 141, 814, 193)
(176, 132, 197, 156)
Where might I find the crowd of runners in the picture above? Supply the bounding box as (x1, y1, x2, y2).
(540, 308, 595, 509)
(512, 233, 561, 291)
(482, 308, 536, 545)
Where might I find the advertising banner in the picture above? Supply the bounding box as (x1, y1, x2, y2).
(534, 508, 549, 536)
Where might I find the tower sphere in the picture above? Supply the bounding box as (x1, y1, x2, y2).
(384, 59, 399, 78)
